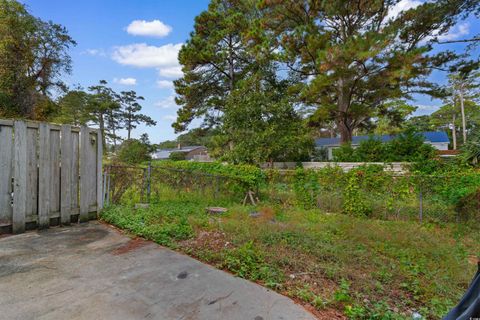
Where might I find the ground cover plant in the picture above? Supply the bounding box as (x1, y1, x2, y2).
(101, 162, 480, 319)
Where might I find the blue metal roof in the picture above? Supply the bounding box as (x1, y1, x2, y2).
(315, 131, 449, 147)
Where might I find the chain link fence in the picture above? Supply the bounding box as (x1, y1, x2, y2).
(103, 164, 480, 224)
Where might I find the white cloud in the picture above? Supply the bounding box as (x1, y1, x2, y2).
(163, 115, 177, 121)
(437, 23, 470, 41)
(387, 0, 422, 20)
(126, 20, 172, 38)
(158, 66, 183, 78)
(155, 95, 178, 109)
(157, 80, 174, 89)
(113, 77, 137, 86)
(112, 43, 182, 68)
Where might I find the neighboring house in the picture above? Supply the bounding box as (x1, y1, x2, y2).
(316, 131, 450, 160)
(152, 145, 209, 161)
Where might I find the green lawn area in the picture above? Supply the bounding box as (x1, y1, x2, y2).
(101, 189, 479, 319)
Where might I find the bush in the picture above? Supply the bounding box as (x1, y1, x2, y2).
(116, 139, 151, 165)
(333, 143, 358, 162)
(169, 151, 187, 161)
(153, 160, 265, 191)
(333, 128, 437, 164)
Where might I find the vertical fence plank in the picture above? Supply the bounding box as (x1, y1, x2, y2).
(26, 128, 38, 220)
(60, 125, 72, 225)
(49, 130, 61, 217)
(96, 129, 103, 213)
(0, 125, 13, 226)
(79, 126, 89, 222)
(86, 131, 96, 210)
(38, 123, 50, 229)
(12, 121, 27, 234)
(71, 131, 79, 211)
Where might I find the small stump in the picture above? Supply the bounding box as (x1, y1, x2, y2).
(206, 207, 227, 215)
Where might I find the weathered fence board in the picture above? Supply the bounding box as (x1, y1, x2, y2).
(12, 121, 27, 234)
(60, 125, 72, 225)
(49, 129, 61, 216)
(0, 119, 103, 234)
(26, 128, 38, 218)
(71, 131, 79, 210)
(38, 123, 50, 229)
(0, 125, 13, 226)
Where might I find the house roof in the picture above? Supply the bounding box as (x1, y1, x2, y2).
(152, 146, 206, 159)
(315, 131, 449, 147)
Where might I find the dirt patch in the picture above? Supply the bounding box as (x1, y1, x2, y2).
(468, 255, 479, 266)
(111, 238, 148, 255)
(179, 230, 234, 251)
(302, 304, 346, 320)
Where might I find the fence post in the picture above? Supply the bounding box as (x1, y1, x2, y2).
(96, 129, 103, 213)
(79, 126, 89, 222)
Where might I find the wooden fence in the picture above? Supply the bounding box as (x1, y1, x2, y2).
(0, 119, 103, 234)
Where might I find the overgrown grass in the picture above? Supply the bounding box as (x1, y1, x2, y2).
(101, 187, 479, 319)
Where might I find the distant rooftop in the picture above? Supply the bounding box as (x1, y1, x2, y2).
(315, 131, 450, 147)
(152, 146, 206, 160)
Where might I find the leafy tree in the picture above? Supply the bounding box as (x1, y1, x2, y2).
(140, 133, 156, 153)
(447, 71, 479, 143)
(0, 0, 75, 118)
(221, 73, 313, 164)
(373, 100, 417, 135)
(261, 0, 476, 143)
(119, 90, 156, 139)
(53, 87, 89, 125)
(172, 0, 261, 132)
(116, 139, 151, 165)
(86, 80, 121, 149)
(405, 115, 435, 132)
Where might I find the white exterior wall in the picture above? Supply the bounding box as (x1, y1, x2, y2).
(427, 142, 449, 150)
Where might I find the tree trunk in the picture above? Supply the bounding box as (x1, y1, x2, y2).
(452, 113, 457, 150)
(337, 78, 352, 143)
(338, 120, 353, 143)
(459, 89, 467, 143)
(99, 113, 106, 151)
(228, 35, 234, 91)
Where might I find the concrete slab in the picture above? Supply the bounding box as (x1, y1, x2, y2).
(0, 221, 316, 320)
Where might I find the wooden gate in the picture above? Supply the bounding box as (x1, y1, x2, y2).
(0, 119, 103, 234)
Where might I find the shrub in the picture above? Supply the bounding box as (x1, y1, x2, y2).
(117, 139, 151, 165)
(332, 128, 437, 164)
(153, 160, 266, 191)
(169, 151, 187, 161)
(333, 143, 358, 162)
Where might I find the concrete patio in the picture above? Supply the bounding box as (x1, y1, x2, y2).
(0, 221, 316, 320)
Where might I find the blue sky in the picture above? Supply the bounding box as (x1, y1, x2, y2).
(21, 0, 479, 142)
(22, 0, 210, 143)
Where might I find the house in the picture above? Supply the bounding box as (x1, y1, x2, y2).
(152, 145, 209, 161)
(316, 131, 450, 160)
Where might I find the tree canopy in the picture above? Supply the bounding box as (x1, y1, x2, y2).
(0, 0, 75, 118)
